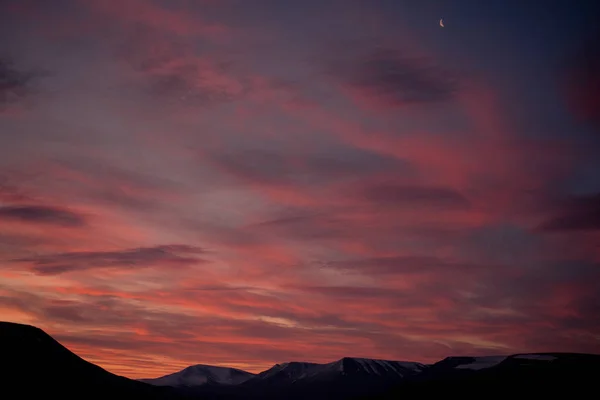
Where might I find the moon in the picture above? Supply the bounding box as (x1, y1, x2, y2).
(440, 18, 444, 28)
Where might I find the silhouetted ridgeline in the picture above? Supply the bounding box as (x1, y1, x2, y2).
(1, 321, 599, 399)
(0, 321, 187, 399)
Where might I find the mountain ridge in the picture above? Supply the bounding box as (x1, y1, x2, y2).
(140, 363, 256, 387)
(0, 321, 186, 399)
(2, 320, 599, 399)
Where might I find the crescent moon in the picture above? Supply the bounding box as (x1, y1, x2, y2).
(440, 18, 444, 28)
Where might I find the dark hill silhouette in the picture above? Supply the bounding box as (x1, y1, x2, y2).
(0, 321, 186, 399)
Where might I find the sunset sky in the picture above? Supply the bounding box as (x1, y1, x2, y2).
(1, 0, 599, 379)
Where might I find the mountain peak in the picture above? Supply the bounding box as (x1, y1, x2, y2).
(0, 321, 50, 343)
(246, 357, 426, 386)
(141, 364, 255, 387)
(255, 361, 322, 382)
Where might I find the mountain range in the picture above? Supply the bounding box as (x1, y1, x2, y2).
(1, 321, 599, 399)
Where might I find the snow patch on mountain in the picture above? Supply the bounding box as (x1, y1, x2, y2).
(454, 356, 507, 370)
(514, 354, 557, 361)
(332, 357, 425, 377)
(257, 361, 322, 381)
(140, 364, 255, 387)
(253, 357, 425, 384)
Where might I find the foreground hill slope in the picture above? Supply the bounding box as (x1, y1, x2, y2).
(0, 321, 185, 399)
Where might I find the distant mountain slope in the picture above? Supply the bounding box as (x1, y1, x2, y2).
(0, 321, 185, 399)
(186, 357, 426, 399)
(140, 364, 255, 387)
(173, 353, 600, 399)
(373, 352, 600, 398)
(252, 361, 323, 383)
(248, 357, 425, 385)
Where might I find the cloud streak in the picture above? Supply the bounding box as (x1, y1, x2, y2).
(0, 205, 86, 227)
(563, 29, 600, 133)
(537, 192, 600, 232)
(328, 47, 458, 109)
(0, 57, 37, 113)
(352, 182, 471, 210)
(13, 245, 206, 276)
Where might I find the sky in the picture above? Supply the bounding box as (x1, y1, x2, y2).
(1, 0, 600, 379)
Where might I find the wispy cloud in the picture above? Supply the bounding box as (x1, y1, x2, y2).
(120, 31, 243, 109)
(328, 47, 458, 109)
(350, 181, 471, 210)
(537, 192, 600, 231)
(0, 205, 86, 227)
(86, 0, 229, 38)
(13, 245, 206, 275)
(323, 255, 478, 276)
(563, 29, 600, 133)
(0, 57, 37, 112)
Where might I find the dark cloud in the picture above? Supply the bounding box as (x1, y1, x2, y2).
(13, 244, 206, 275)
(0, 175, 30, 202)
(0, 205, 86, 227)
(330, 47, 457, 107)
(296, 285, 401, 299)
(537, 192, 600, 231)
(563, 30, 600, 132)
(0, 57, 40, 111)
(325, 255, 476, 276)
(211, 147, 410, 188)
(118, 27, 240, 107)
(0, 232, 47, 249)
(354, 182, 471, 210)
(0, 58, 29, 107)
(247, 211, 355, 241)
(211, 149, 294, 186)
(52, 157, 182, 212)
(253, 213, 327, 229)
(42, 301, 88, 323)
(148, 62, 237, 106)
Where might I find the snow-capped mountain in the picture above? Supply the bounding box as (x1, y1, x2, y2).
(140, 364, 255, 387)
(255, 361, 322, 382)
(139, 357, 424, 391)
(243, 357, 425, 388)
(327, 357, 426, 377)
(513, 353, 557, 361)
(449, 355, 508, 370)
(431, 353, 558, 372)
